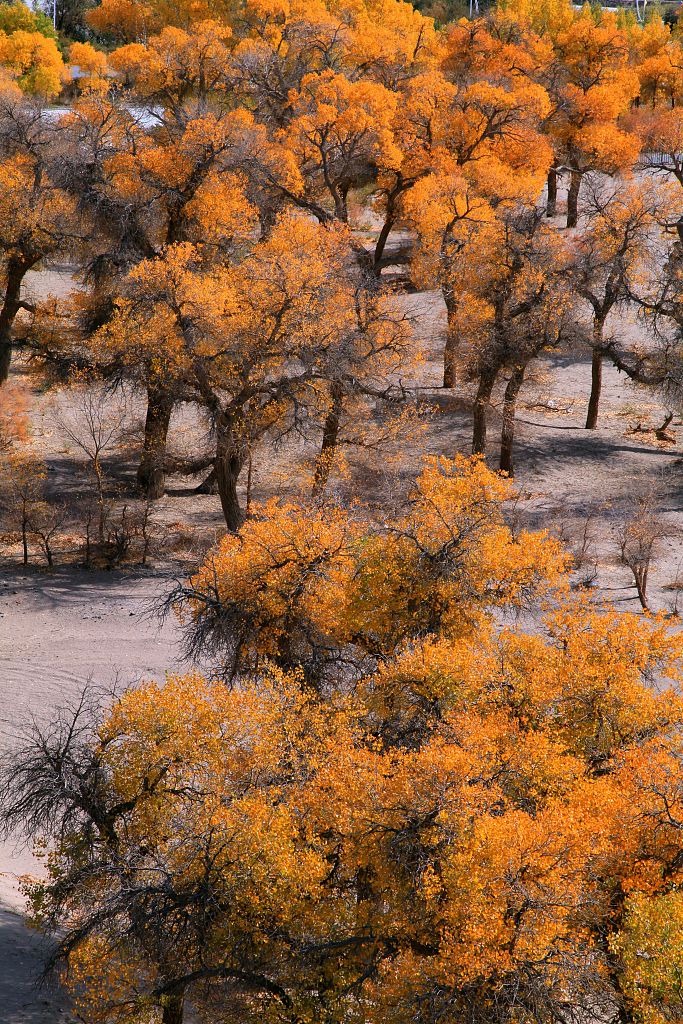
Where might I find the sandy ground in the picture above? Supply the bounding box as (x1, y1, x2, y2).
(3, 213, 683, 1016)
(0, 570, 181, 1021)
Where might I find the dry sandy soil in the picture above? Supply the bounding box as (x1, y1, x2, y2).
(3, 212, 683, 1017)
(0, 570, 181, 1022)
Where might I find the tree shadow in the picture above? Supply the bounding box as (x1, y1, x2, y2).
(0, 908, 74, 1023)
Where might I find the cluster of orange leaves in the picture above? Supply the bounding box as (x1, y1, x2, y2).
(26, 457, 683, 1024)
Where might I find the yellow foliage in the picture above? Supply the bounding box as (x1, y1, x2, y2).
(69, 41, 109, 94)
(0, 28, 66, 96)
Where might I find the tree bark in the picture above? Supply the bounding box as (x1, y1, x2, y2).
(546, 167, 558, 218)
(137, 387, 174, 499)
(373, 179, 400, 272)
(0, 341, 11, 384)
(313, 383, 343, 498)
(499, 366, 525, 476)
(215, 419, 246, 532)
(0, 256, 35, 386)
(676, 215, 683, 246)
(585, 322, 604, 429)
(566, 170, 583, 229)
(472, 367, 497, 456)
(161, 994, 184, 1024)
(443, 289, 458, 388)
(194, 466, 218, 494)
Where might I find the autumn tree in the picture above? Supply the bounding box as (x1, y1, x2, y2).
(40, 21, 324, 496)
(573, 176, 671, 428)
(415, 202, 578, 471)
(5, 458, 683, 1024)
(93, 214, 410, 528)
(0, 447, 48, 564)
(401, 27, 554, 384)
(0, 91, 82, 385)
(519, 3, 642, 226)
(632, 100, 683, 242)
(173, 455, 567, 683)
(0, 9, 66, 97)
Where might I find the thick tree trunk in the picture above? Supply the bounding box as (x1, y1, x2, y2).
(585, 321, 605, 429)
(472, 367, 497, 456)
(499, 366, 525, 476)
(0, 340, 11, 384)
(161, 994, 184, 1024)
(443, 289, 458, 388)
(0, 257, 35, 386)
(546, 167, 558, 218)
(137, 387, 173, 499)
(215, 420, 246, 532)
(566, 170, 583, 229)
(215, 454, 244, 532)
(313, 383, 343, 498)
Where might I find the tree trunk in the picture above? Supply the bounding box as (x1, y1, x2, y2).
(586, 322, 604, 429)
(137, 387, 173, 499)
(194, 466, 218, 494)
(443, 289, 458, 388)
(499, 366, 525, 476)
(472, 367, 497, 456)
(0, 257, 35, 386)
(373, 180, 400, 272)
(313, 383, 343, 498)
(0, 341, 11, 384)
(566, 170, 583, 229)
(546, 167, 558, 218)
(161, 994, 184, 1024)
(215, 420, 246, 532)
(676, 215, 683, 247)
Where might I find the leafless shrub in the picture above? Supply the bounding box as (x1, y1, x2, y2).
(548, 510, 599, 589)
(53, 380, 130, 544)
(0, 453, 47, 565)
(616, 496, 675, 611)
(99, 500, 160, 568)
(28, 500, 69, 569)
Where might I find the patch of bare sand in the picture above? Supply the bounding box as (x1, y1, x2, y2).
(0, 568, 180, 1021)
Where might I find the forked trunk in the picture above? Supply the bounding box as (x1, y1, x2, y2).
(373, 181, 399, 271)
(137, 387, 174, 499)
(585, 322, 604, 429)
(472, 367, 497, 456)
(546, 167, 558, 218)
(313, 383, 343, 498)
(566, 170, 583, 229)
(499, 366, 525, 476)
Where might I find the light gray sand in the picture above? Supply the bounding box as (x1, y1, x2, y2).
(0, 571, 180, 1021)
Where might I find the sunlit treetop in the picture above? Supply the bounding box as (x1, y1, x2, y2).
(0, 28, 66, 97)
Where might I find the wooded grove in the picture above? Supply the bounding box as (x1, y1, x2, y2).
(4, 0, 683, 1021)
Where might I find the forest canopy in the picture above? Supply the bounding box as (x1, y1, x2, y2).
(4, 0, 683, 1021)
